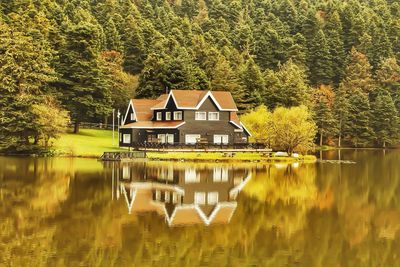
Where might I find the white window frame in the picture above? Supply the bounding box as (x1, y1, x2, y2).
(157, 134, 166, 144)
(195, 111, 207, 121)
(165, 191, 170, 203)
(194, 192, 206, 205)
(185, 167, 200, 183)
(122, 166, 130, 179)
(207, 192, 219, 205)
(213, 167, 228, 182)
(130, 112, 135, 120)
(173, 111, 182, 120)
(156, 112, 162, 121)
(208, 112, 219, 121)
(155, 190, 161, 201)
(213, 134, 229, 145)
(166, 134, 174, 144)
(185, 134, 201, 145)
(172, 192, 178, 204)
(123, 134, 131, 144)
(166, 112, 171, 120)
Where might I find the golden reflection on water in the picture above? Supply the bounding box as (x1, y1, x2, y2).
(1, 150, 400, 267)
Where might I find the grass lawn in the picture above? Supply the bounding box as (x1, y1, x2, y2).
(52, 129, 125, 157)
(147, 152, 317, 163)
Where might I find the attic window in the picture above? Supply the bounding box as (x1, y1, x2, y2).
(130, 113, 135, 120)
(156, 112, 162, 121)
(166, 112, 171, 120)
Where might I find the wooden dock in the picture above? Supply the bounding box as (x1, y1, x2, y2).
(100, 151, 146, 161)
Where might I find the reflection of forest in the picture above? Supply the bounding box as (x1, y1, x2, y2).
(1, 151, 400, 267)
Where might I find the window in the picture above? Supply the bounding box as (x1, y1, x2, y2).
(172, 192, 178, 204)
(122, 165, 130, 179)
(213, 167, 228, 182)
(195, 111, 207, 120)
(130, 112, 135, 120)
(123, 134, 131, 144)
(185, 134, 201, 145)
(194, 192, 206, 205)
(156, 112, 162, 121)
(207, 192, 219, 205)
(208, 112, 219, 121)
(165, 191, 170, 203)
(213, 134, 229, 145)
(157, 134, 166, 144)
(173, 111, 182, 120)
(155, 190, 161, 201)
(166, 112, 171, 120)
(166, 134, 174, 144)
(185, 167, 200, 183)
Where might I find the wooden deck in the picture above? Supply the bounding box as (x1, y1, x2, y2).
(100, 151, 146, 161)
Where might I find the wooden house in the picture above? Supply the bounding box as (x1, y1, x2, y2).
(119, 90, 251, 147)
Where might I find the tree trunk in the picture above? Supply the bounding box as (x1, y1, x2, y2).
(383, 141, 386, 148)
(320, 132, 323, 147)
(74, 121, 80, 134)
(104, 115, 108, 129)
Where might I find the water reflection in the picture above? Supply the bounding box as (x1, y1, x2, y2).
(110, 162, 251, 226)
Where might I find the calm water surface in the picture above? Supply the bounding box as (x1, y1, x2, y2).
(0, 150, 399, 267)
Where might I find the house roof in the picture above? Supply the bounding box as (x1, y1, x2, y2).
(130, 99, 160, 121)
(120, 121, 186, 129)
(151, 90, 238, 111)
(230, 112, 241, 128)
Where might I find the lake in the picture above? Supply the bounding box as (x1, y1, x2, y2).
(0, 150, 399, 267)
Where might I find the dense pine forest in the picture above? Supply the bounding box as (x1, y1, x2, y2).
(1, 0, 400, 152)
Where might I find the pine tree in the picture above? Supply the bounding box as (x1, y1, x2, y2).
(371, 90, 400, 147)
(325, 11, 346, 85)
(103, 17, 122, 51)
(313, 85, 337, 146)
(308, 29, 334, 86)
(56, 21, 111, 133)
(346, 90, 374, 147)
(0, 19, 56, 151)
(122, 15, 146, 74)
(240, 58, 264, 110)
(341, 48, 375, 95)
(264, 59, 311, 109)
(376, 57, 400, 112)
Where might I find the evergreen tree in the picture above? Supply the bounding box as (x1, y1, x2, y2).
(264, 59, 311, 109)
(240, 58, 264, 110)
(371, 90, 400, 147)
(325, 11, 346, 85)
(313, 85, 337, 146)
(56, 21, 111, 133)
(376, 57, 400, 112)
(122, 15, 146, 74)
(103, 17, 122, 51)
(341, 48, 375, 95)
(0, 19, 57, 151)
(308, 29, 334, 86)
(346, 90, 374, 147)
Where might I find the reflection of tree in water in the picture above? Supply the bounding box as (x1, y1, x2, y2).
(0, 158, 71, 266)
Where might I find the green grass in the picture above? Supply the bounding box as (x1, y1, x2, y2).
(52, 129, 125, 157)
(147, 152, 317, 163)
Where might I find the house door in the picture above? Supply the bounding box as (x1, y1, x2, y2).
(166, 134, 174, 144)
(185, 134, 201, 144)
(213, 134, 229, 145)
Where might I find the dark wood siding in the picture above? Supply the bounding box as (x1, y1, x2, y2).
(178, 97, 240, 144)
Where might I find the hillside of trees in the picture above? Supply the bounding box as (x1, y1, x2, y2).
(1, 0, 400, 152)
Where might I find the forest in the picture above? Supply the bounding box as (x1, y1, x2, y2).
(1, 0, 400, 152)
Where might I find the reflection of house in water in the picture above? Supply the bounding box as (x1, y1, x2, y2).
(111, 163, 251, 227)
